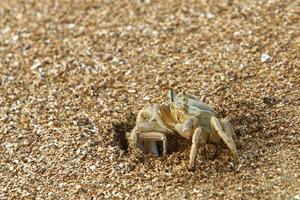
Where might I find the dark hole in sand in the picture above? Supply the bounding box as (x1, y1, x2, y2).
(112, 113, 136, 152)
(112, 122, 130, 151)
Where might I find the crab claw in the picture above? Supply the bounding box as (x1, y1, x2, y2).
(138, 132, 167, 155)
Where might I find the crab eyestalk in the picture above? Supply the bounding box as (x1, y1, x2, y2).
(182, 92, 189, 112)
(170, 88, 175, 102)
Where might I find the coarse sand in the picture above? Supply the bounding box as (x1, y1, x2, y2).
(0, 0, 299, 199)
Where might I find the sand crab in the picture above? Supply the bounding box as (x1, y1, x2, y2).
(127, 89, 239, 168)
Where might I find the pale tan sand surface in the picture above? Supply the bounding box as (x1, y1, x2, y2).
(0, 0, 299, 199)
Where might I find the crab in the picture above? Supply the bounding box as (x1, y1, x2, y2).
(127, 89, 239, 169)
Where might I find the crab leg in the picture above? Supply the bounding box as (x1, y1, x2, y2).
(221, 118, 237, 141)
(188, 127, 203, 169)
(211, 117, 239, 163)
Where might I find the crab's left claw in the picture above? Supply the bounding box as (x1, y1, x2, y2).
(139, 132, 167, 155)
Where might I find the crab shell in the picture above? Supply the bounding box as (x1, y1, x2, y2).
(127, 90, 239, 168)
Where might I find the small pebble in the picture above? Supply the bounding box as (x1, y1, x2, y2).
(206, 12, 215, 19)
(67, 23, 76, 29)
(143, 96, 150, 101)
(261, 53, 271, 62)
(89, 165, 96, 171)
(31, 60, 42, 70)
(262, 96, 277, 106)
(128, 89, 136, 93)
(125, 70, 132, 76)
(75, 185, 81, 190)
